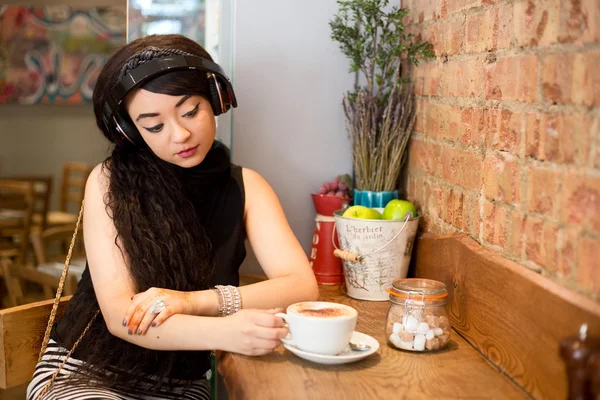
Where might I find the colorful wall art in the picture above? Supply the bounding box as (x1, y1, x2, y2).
(0, 6, 126, 104)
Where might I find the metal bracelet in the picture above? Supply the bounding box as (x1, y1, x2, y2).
(215, 285, 243, 316)
(230, 286, 242, 314)
(224, 286, 233, 316)
(213, 286, 226, 317)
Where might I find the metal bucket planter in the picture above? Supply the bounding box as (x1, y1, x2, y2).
(333, 210, 419, 301)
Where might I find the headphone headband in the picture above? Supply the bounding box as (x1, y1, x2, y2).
(101, 54, 236, 134)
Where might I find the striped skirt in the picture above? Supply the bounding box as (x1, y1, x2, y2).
(27, 340, 211, 400)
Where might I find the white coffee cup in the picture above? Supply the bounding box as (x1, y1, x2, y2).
(276, 301, 357, 356)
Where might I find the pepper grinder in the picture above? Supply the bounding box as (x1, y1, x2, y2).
(587, 351, 600, 399)
(560, 324, 598, 400)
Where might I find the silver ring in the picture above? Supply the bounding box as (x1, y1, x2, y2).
(148, 299, 166, 315)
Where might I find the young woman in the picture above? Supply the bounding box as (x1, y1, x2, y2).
(27, 34, 319, 400)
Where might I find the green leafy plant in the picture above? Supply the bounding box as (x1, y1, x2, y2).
(330, 0, 434, 191)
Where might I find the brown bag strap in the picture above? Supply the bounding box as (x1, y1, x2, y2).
(35, 200, 100, 400)
(38, 200, 85, 362)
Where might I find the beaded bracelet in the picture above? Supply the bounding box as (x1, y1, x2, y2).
(214, 285, 243, 316)
(212, 287, 226, 316)
(230, 286, 242, 314)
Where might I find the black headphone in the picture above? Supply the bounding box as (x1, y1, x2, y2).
(101, 53, 237, 146)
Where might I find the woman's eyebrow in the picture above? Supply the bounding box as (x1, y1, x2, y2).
(136, 112, 159, 121)
(175, 95, 192, 108)
(135, 95, 193, 121)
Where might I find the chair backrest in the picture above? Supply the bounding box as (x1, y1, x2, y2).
(10, 176, 53, 232)
(0, 297, 70, 389)
(30, 223, 84, 265)
(0, 180, 35, 264)
(27, 222, 84, 297)
(60, 162, 92, 214)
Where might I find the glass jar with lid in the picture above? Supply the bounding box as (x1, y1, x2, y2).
(385, 278, 451, 352)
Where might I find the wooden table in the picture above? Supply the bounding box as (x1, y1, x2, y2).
(218, 285, 528, 400)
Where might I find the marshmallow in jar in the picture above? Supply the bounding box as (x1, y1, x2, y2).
(385, 278, 451, 352)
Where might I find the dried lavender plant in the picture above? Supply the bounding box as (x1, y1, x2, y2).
(330, 0, 433, 191)
(343, 79, 416, 191)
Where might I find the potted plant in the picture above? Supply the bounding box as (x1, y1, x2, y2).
(329, 0, 434, 207)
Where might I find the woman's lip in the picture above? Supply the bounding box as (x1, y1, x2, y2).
(176, 145, 199, 158)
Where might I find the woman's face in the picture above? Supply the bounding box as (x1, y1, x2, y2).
(125, 89, 216, 168)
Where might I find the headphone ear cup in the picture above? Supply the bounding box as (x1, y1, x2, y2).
(114, 112, 141, 146)
(207, 73, 224, 116)
(216, 76, 235, 113)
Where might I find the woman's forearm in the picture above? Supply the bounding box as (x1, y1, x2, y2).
(191, 271, 319, 316)
(238, 272, 319, 310)
(108, 312, 229, 351)
(108, 314, 221, 351)
(106, 302, 287, 356)
(106, 272, 317, 350)
(119, 272, 319, 338)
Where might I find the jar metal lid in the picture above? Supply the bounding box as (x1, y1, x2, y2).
(386, 278, 448, 302)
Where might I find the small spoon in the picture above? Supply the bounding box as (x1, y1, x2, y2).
(349, 341, 371, 351)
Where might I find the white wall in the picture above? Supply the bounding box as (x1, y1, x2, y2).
(232, 0, 354, 274)
(0, 105, 109, 209)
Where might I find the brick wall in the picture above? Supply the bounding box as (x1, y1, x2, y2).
(403, 0, 599, 300)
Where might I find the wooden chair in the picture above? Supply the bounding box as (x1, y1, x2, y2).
(0, 297, 70, 390)
(22, 162, 92, 233)
(0, 180, 35, 262)
(47, 162, 92, 226)
(27, 223, 85, 298)
(11, 176, 53, 234)
(0, 180, 35, 307)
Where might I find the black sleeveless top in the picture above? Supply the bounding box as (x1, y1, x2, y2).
(52, 143, 246, 382)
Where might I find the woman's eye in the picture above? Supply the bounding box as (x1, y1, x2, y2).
(183, 103, 199, 118)
(144, 124, 163, 133)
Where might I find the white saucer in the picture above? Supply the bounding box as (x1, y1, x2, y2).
(282, 331, 379, 365)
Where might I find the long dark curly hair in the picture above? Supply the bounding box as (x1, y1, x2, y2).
(93, 34, 216, 296)
(62, 35, 223, 389)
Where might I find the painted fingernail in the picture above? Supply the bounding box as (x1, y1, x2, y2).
(151, 322, 156, 327)
(128, 329, 132, 335)
(137, 328, 142, 335)
(122, 319, 127, 326)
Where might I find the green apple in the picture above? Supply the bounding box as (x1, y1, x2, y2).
(342, 205, 382, 220)
(382, 199, 417, 220)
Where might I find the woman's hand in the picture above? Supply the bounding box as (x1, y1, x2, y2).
(220, 308, 288, 356)
(124, 287, 199, 335)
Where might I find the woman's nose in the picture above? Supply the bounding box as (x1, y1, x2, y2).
(172, 123, 192, 143)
